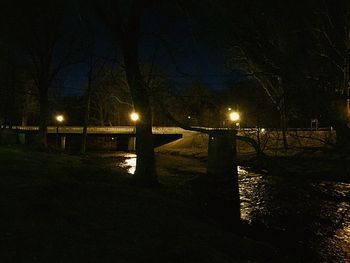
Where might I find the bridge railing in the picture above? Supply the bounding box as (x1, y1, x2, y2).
(5, 126, 199, 135)
(2, 125, 334, 134)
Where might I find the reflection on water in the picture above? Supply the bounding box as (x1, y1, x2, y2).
(335, 224, 350, 255)
(114, 154, 350, 262)
(321, 201, 350, 261)
(237, 166, 249, 175)
(238, 166, 266, 222)
(116, 153, 136, 174)
(238, 166, 350, 262)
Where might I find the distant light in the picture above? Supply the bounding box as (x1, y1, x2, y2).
(228, 107, 232, 111)
(130, 112, 139, 122)
(229, 111, 240, 122)
(187, 116, 191, 119)
(261, 128, 266, 133)
(56, 115, 64, 123)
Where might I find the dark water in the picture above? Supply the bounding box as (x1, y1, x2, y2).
(115, 153, 350, 262)
(238, 167, 350, 262)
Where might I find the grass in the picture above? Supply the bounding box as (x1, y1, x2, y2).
(0, 146, 277, 263)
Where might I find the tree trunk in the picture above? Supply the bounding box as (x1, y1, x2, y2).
(125, 64, 157, 185)
(81, 76, 92, 154)
(340, 20, 350, 151)
(335, 124, 350, 151)
(256, 114, 261, 150)
(99, 106, 104, 126)
(38, 88, 49, 148)
(280, 105, 288, 151)
(278, 78, 288, 151)
(334, 100, 350, 151)
(122, 3, 158, 186)
(133, 95, 157, 185)
(8, 65, 17, 129)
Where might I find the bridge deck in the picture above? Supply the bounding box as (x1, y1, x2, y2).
(12, 126, 199, 135)
(4, 126, 332, 135)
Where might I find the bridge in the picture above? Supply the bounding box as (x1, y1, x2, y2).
(7, 125, 333, 135)
(13, 126, 199, 136)
(2, 126, 334, 150)
(2, 126, 199, 151)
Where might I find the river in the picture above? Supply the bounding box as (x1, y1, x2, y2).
(112, 152, 350, 262)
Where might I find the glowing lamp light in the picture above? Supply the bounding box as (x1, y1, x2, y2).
(56, 115, 64, 123)
(130, 112, 139, 122)
(229, 111, 240, 122)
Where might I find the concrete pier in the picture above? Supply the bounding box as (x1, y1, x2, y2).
(206, 129, 240, 223)
(128, 137, 136, 151)
(60, 136, 66, 151)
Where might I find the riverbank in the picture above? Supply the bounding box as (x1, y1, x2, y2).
(87, 151, 350, 262)
(156, 134, 350, 183)
(0, 146, 276, 263)
(240, 154, 350, 183)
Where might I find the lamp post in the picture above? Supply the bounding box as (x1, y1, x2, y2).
(130, 112, 139, 123)
(129, 112, 139, 151)
(228, 111, 240, 129)
(55, 115, 64, 147)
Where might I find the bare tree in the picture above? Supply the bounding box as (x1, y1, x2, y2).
(6, 0, 82, 147)
(89, 67, 133, 126)
(305, 0, 350, 150)
(80, 55, 109, 153)
(91, 0, 159, 185)
(221, 0, 350, 150)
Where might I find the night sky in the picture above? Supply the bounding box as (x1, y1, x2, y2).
(61, 5, 243, 96)
(1, 2, 350, 262)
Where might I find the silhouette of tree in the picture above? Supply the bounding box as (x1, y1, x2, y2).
(2, 0, 82, 147)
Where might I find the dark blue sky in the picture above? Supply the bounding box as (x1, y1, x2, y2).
(62, 43, 243, 96)
(61, 5, 244, 96)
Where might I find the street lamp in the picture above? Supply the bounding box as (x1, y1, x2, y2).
(129, 112, 139, 151)
(130, 112, 139, 122)
(55, 114, 64, 147)
(228, 111, 240, 129)
(229, 111, 240, 122)
(56, 115, 64, 123)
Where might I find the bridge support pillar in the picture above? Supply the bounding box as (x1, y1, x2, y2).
(60, 136, 66, 151)
(206, 129, 240, 224)
(18, 133, 26, 145)
(128, 137, 136, 151)
(0, 128, 18, 145)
